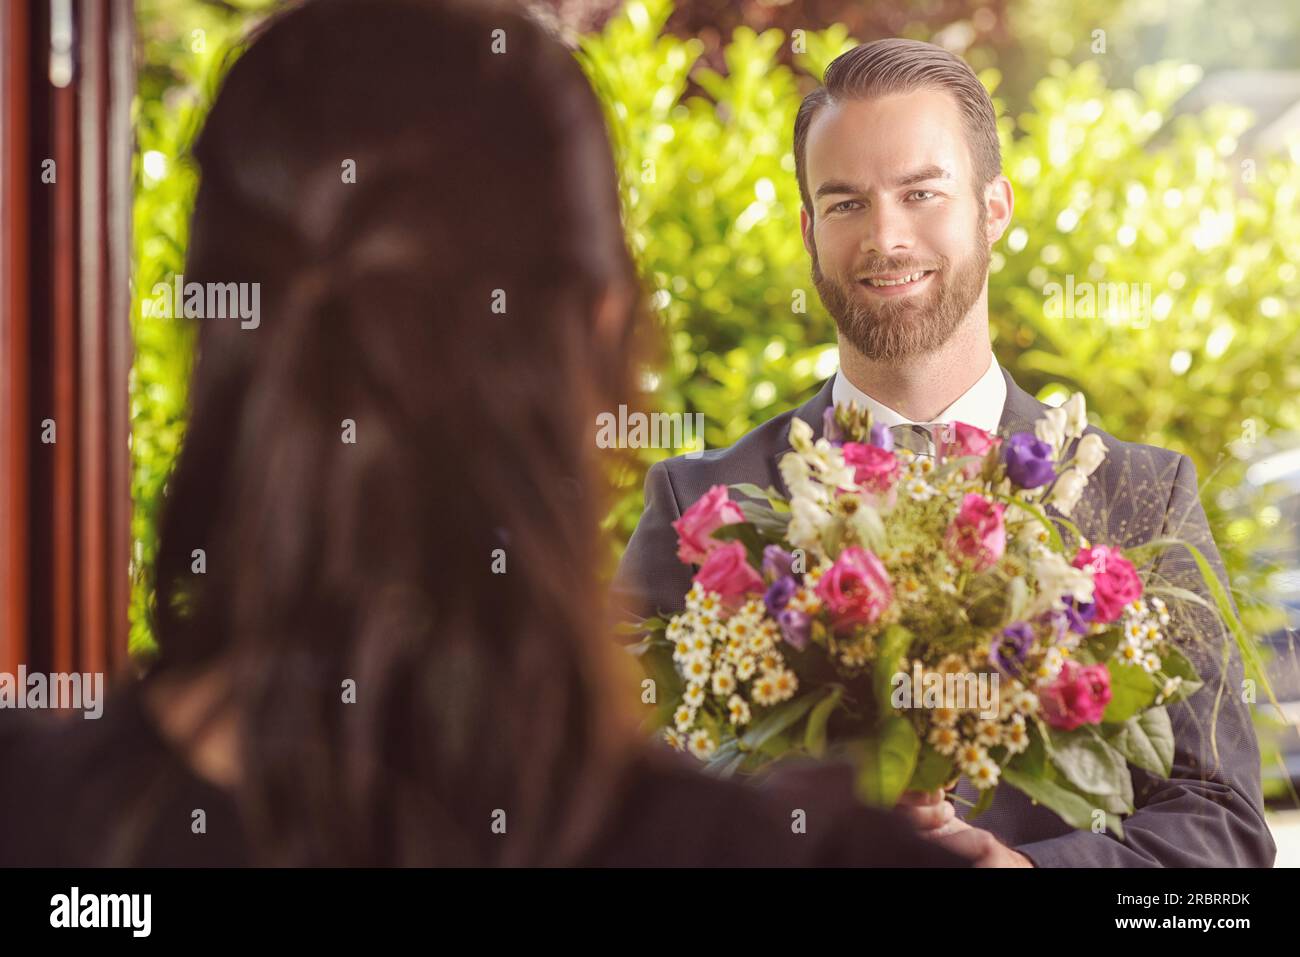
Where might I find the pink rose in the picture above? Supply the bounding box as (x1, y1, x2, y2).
(672, 484, 746, 565)
(842, 442, 901, 493)
(936, 422, 1002, 479)
(1039, 660, 1112, 730)
(944, 493, 1007, 571)
(693, 541, 765, 607)
(815, 546, 893, 629)
(1072, 545, 1142, 623)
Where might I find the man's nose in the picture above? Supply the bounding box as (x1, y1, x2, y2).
(859, 202, 913, 258)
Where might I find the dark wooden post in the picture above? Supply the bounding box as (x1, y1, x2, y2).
(0, 0, 133, 681)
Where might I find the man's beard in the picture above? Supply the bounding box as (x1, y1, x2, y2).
(811, 216, 990, 362)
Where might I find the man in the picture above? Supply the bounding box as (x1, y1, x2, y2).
(615, 38, 1276, 867)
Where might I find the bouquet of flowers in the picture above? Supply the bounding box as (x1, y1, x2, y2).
(629, 394, 1238, 834)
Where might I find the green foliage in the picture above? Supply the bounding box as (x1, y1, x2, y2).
(580, 1, 1300, 643)
(130, 0, 281, 655)
(130, 0, 1300, 673)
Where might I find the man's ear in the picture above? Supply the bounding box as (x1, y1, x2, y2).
(982, 174, 1014, 245)
(800, 206, 816, 258)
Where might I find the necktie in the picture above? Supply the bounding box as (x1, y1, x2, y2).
(889, 423, 934, 457)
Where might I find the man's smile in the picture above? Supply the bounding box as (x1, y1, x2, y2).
(858, 269, 936, 295)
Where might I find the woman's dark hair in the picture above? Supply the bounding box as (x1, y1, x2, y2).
(146, 0, 649, 865)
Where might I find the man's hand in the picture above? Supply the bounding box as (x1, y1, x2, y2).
(895, 788, 962, 834)
(896, 789, 1035, 867)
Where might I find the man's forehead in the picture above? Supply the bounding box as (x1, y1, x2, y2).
(805, 89, 971, 187)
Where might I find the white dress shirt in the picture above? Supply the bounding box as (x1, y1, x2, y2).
(830, 352, 1007, 450)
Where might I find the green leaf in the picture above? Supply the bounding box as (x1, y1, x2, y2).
(1078, 628, 1121, 665)
(1107, 707, 1175, 777)
(633, 640, 679, 728)
(847, 502, 887, 553)
(966, 782, 997, 820)
(737, 499, 792, 539)
(1045, 726, 1132, 797)
(615, 616, 665, 637)
(873, 624, 914, 714)
(909, 744, 956, 792)
(1011, 721, 1049, 776)
(1005, 576, 1029, 626)
(803, 684, 844, 759)
(1001, 767, 1123, 837)
(853, 717, 919, 807)
(1102, 660, 1158, 722)
(728, 482, 789, 510)
(740, 690, 821, 753)
(1157, 644, 1204, 702)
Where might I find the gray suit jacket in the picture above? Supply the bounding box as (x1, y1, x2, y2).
(614, 366, 1276, 867)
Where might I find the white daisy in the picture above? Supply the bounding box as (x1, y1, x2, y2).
(1034, 647, 1065, 682)
(1002, 715, 1030, 755)
(771, 669, 799, 702)
(681, 652, 712, 684)
(906, 478, 935, 502)
(751, 673, 780, 707)
(928, 724, 960, 755)
(1116, 639, 1145, 666)
(711, 667, 737, 697)
(969, 757, 1001, 790)
(974, 719, 1003, 747)
(673, 704, 695, 732)
(687, 729, 716, 760)
(727, 695, 752, 726)
(957, 742, 988, 772)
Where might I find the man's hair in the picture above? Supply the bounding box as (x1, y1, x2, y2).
(794, 38, 1001, 216)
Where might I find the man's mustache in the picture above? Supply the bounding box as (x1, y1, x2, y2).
(853, 257, 946, 278)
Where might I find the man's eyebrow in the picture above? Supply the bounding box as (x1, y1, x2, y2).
(893, 165, 953, 188)
(813, 166, 954, 201)
(813, 179, 864, 200)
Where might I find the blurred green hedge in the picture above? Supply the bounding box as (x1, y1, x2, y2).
(580, 0, 1300, 631)
(131, 0, 1300, 665)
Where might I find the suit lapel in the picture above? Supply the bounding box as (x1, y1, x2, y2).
(997, 363, 1049, 436)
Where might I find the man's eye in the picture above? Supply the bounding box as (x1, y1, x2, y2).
(907, 190, 936, 202)
(831, 200, 861, 212)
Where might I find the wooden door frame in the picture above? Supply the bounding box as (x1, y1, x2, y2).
(0, 0, 133, 679)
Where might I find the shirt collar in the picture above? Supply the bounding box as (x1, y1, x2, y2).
(830, 352, 1007, 434)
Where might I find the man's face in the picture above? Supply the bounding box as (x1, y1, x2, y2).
(800, 88, 1001, 361)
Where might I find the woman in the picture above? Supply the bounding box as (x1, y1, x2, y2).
(0, 0, 966, 867)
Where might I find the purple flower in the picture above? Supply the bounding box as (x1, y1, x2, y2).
(1040, 598, 1095, 641)
(762, 545, 795, 582)
(764, 575, 797, 617)
(990, 621, 1035, 677)
(822, 407, 844, 445)
(776, 607, 811, 651)
(869, 422, 894, 451)
(1003, 432, 1056, 489)
(1063, 597, 1096, 635)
